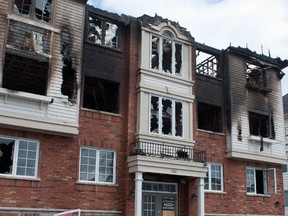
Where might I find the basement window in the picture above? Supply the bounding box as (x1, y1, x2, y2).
(249, 111, 275, 139)
(3, 52, 49, 95)
(83, 76, 119, 113)
(198, 102, 222, 132)
(151, 31, 182, 76)
(246, 168, 276, 195)
(0, 137, 39, 178)
(150, 95, 183, 137)
(13, 0, 53, 23)
(88, 15, 119, 49)
(196, 51, 219, 78)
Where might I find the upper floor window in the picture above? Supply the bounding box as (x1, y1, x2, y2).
(79, 147, 116, 184)
(0, 136, 39, 178)
(249, 111, 275, 139)
(88, 15, 119, 49)
(205, 163, 223, 192)
(246, 62, 269, 92)
(83, 76, 119, 113)
(198, 102, 222, 133)
(151, 31, 182, 76)
(196, 51, 220, 78)
(150, 95, 183, 137)
(246, 167, 276, 195)
(13, 0, 53, 23)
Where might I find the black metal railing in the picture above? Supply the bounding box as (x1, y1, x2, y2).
(130, 140, 206, 163)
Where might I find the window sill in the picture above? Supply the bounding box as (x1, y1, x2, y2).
(81, 108, 121, 117)
(249, 135, 280, 144)
(8, 14, 60, 33)
(76, 181, 118, 187)
(246, 193, 271, 197)
(0, 174, 40, 181)
(0, 88, 52, 108)
(197, 129, 225, 135)
(85, 41, 123, 53)
(246, 83, 271, 94)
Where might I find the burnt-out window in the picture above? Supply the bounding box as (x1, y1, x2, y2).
(151, 31, 182, 76)
(0, 136, 39, 178)
(150, 95, 183, 137)
(196, 51, 219, 78)
(198, 102, 222, 132)
(249, 111, 275, 139)
(88, 15, 119, 49)
(83, 76, 119, 113)
(3, 53, 49, 95)
(246, 63, 267, 89)
(13, 0, 53, 23)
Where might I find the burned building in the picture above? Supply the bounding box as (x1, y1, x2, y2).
(0, 2, 287, 216)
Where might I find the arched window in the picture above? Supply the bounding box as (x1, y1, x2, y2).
(151, 30, 182, 76)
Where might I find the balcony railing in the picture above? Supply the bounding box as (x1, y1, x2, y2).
(130, 140, 206, 163)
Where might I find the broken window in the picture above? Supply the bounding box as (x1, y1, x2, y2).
(13, 0, 53, 23)
(150, 95, 183, 137)
(79, 147, 116, 184)
(196, 51, 219, 78)
(246, 63, 267, 89)
(0, 137, 39, 177)
(3, 53, 49, 95)
(88, 15, 119, 49)
(246, 168, 277, 195)
(83, 76, 119, 113)
(249, 111, 275, 139)
(151, 31, 182, 76)
(197, 102, 222, 132)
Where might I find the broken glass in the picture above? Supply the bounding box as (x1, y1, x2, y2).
(104, 22, 119, 48)
(88, 16, 103, 44)
(151, 35, 159, 69)
(150, 96, 159, 133)
(246, 63, 266, 87)
(14, 0, 31, 15)
(175, 101, 183, 136)
(35, 0, 52, 22)
(162, 98, 172, 135)
(175, 43, 182, 75)
(162, 38, 172, 73)
(0, 140, 14, 174)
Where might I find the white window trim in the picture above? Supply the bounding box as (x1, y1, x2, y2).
(149, 94, 184, 138)
(205, 163, 223, 192)
(150, 33, 183, 76)
(0, 136, 40, 179)
(79, 147, 117, 185)
(246, 167, 277, 195)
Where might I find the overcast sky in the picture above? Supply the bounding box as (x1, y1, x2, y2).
(87, 0, 288, 96)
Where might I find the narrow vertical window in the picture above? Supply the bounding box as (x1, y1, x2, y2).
(205, 163, 223, 192)
(151, 35, 160, 70)
(150, 96, 159, 133)
(162, 38, 172, 73)
(162, 98, 172, 135)
(175, 43, 182, 76)
(175, 102, 183, 136)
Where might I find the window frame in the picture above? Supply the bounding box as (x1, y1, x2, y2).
(150, 31, 183, 76)
(87, 13, 120, 49)
(248, 111, 275, 139)
(79, 147, 117, 185)
(246, 167, 277, 195)
(0, 136, 40, 179)
(204, 163, 224, 192)
(12, 0, 53, 23)
(149, 94, 184, 138)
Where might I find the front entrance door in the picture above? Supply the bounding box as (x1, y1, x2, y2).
(142, 181, 178, 216)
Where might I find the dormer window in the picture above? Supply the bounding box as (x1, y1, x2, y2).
(13, 0, 53, 23)
(151, 30, 182, 76)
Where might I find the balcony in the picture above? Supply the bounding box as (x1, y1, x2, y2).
(128, 141, 207, 178)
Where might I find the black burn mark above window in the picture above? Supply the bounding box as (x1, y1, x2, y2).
(83, 76, 119, 113)
(61, 27, 78, 102)
(249, 111, 275, 139)
(14, 0, 53, 23)
(198, 102, 222, 133)
(88, 15, 119, 49)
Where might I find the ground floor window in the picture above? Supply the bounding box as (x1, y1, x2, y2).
(79, 147, 116, 184)
(204, 163, 223, 192)
(246, 167, 276, 194)
(0, 136, 39, 178)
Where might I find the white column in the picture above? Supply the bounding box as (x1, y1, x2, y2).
(198, 177, 205, 216)
(135, 172, 143, 216)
